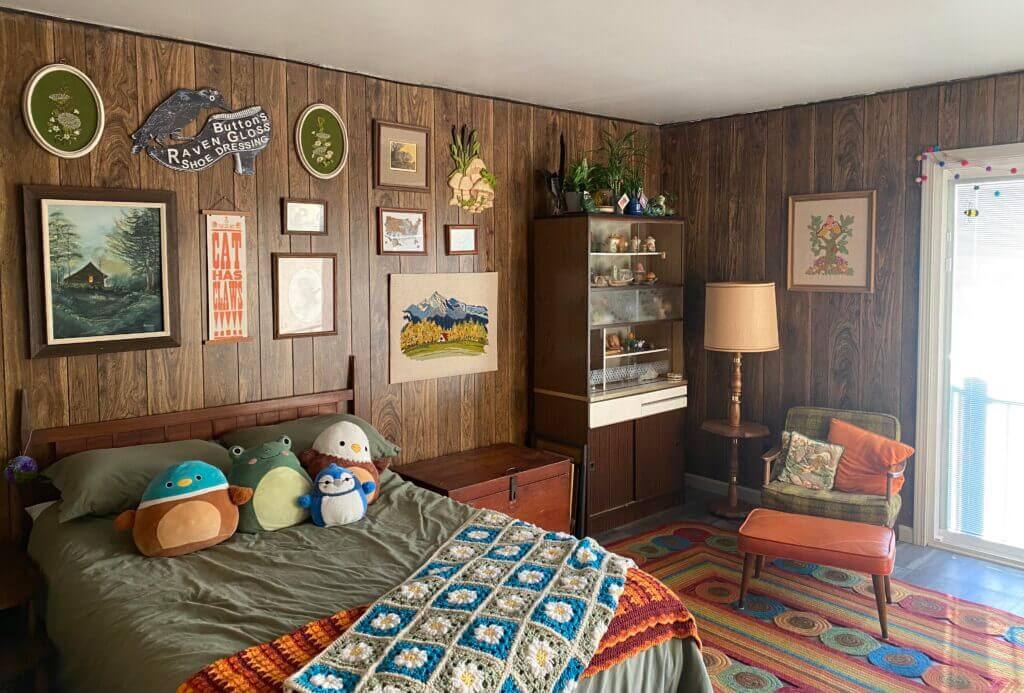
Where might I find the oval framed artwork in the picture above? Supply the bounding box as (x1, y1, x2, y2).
(295, 103, 348, 179)
(22, 63, 105, 159)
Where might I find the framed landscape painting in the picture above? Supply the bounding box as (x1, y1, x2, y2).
(23, 185, 179, 358)
(787, 190, 876, 293)
(389, 272, 498, 384)
(374, 120, 430, 192)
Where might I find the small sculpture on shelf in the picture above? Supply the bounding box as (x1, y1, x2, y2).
(644, 234, 657, 252)
(605, 333, 622, 355)
(592, 273, 608, 288)
(645, 270, 658, 284)
(630, 236, 642, 253)
(605, 233, 626, 253)
(633, 261, 646, 278)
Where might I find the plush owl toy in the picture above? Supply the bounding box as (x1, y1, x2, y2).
(227, 435, 313, 533)
(299, 422, 383, 503)
(115, 461, 253, 558)
(298, 464, 376, 527)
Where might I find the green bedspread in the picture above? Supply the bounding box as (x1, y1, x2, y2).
(28, 471, 709, 692)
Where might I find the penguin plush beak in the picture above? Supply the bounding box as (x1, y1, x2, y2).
(351, 443, 362, 454)
(177, 478, 193, 487)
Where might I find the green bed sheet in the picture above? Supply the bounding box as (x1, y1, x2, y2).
(28, 471, 709, 692)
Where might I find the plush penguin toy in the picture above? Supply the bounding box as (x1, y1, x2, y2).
(299, 464, 376, 527)
(115, 461, 253, 557)
(227, 435, 313, 533)
(299, 422, 383, 504)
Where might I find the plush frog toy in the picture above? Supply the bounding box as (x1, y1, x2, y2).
(227, 435, 312, 533)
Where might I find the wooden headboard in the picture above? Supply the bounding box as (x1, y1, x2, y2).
(11, 378, 355, 543)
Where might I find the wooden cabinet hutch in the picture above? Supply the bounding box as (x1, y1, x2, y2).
(531, 213, 687, 535)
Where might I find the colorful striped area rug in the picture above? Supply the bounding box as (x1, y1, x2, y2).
(607, 522, 1024, 692)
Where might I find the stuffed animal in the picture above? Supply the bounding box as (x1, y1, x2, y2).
(227, 435, 313, 533)
(298, 464, 376, 527)
(299, 422, 383, 503)
(114, 461, 253, 558)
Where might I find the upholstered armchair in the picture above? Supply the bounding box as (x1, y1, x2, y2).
(760, 406, 908, 528)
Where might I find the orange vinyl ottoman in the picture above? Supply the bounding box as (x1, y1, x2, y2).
(737, 508, 896, 638)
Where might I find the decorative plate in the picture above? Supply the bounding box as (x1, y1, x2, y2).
(23, 63, 104, 158)
(295, 103, 348, 179)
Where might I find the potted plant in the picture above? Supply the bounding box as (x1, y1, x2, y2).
(622, 168, 646, 215)
(595, 127, 647, 214)
(565, 157, 596, 212)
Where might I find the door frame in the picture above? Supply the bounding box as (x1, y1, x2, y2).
(915, 141, 1024, 568)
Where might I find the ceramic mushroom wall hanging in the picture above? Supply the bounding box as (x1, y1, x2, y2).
(448, 125, 496, 214)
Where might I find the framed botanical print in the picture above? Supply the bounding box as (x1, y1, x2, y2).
(282, 198, 328, 235)
(787, 190, 876, 293)
(272, 253, 337, 338)
(374, 120, 430, 192)
(378, 207, 428, 256)
(445, 224, 478, 255)
(23, 185, 179, 358)
(295, 103, 348, 179)
(23, 63, 105, 159)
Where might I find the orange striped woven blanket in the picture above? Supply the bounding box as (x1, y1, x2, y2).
(179, 568, 698, 692)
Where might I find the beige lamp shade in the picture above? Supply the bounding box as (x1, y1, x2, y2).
(704, 282, 779, 353)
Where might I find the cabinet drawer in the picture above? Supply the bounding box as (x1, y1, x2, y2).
(589, 385, 687, 428)
(461, 473, 572, 533)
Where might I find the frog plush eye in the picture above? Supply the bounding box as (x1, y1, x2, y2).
(229, 445, 245, 457)
(279, 435, 292, 449)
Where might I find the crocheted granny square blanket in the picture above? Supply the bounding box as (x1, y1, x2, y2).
(285, 509, 635, 693)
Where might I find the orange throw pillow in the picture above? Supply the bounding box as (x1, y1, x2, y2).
(829, 418, 914, 495)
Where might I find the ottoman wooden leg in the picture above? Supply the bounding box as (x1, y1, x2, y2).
(739, 553, 756, 608)
(872, 574, 889, 639)
(754, 555, 764, 578)
(883, 574, 892, 604)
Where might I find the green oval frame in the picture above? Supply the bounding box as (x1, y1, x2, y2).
(295, 103, 348, 179)
(22, 63, 105, 158)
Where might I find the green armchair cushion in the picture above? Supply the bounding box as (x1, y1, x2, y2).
(762, 480, 901, 527)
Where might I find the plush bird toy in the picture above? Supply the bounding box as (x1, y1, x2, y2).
(299, 422, 383, 503)
(298, 464, 375, 527)
(115, 461, 253, 557)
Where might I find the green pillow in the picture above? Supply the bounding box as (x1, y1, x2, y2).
(219, 413, 400, 461)
(44, 439, 231, 522)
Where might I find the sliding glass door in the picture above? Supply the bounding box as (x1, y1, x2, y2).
(939, 177, 1024, 561)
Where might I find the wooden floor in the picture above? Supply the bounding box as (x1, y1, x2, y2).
(595, 488, 1024, 617)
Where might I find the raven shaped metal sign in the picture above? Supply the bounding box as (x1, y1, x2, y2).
(132, 88, 271, 175)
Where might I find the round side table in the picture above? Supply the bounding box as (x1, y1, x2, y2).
(700, 419, 770, 519)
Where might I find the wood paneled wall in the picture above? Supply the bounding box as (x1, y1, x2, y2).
(0, 10, 660, 538)
(663, 71, 1024, 522)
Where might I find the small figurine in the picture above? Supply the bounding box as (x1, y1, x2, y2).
(606, 334, 622, 353)
(606, 233, 625, 253)
(644, 235, 657, 252)
(630, 236, 642, 253)
(592, 273, 608, 287)
(645, 271, 658, 284)
(633, 261, 645, 275)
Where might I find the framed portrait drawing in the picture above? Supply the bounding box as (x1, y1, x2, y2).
(272, 253, 337, 338)
(203, 210, 249, 343)
(23, 185, 179, 358)
(445, 224, 478, 255)
(787, 190, 876, 293)
(282, 198, 327, 235)
(389, 272, 498, 384)
(374, 120, 430, 192)
(378, 207, 428, 256)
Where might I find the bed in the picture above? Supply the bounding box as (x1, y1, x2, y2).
(18, 388, 710, 692)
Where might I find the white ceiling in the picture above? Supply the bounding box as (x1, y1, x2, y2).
(5, 0, 1024, 124)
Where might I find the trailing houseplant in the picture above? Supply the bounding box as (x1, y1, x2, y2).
(564, 157, 597, 212)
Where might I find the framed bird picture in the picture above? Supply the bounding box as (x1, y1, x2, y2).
(787, 190, 876, 293)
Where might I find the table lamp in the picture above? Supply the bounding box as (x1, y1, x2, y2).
(704, 282, 780, 426)
(701, 282, 779, 518)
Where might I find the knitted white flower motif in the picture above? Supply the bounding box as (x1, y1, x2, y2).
(525, 639, 556, 676)
(509, 529, 535, 542)
(560, 575, 586, 590)
(393, 647, 428, 669)
(420, 616, 452, 637)
(466, 530, 491, 540)
(473, 622, 505, 645)
(309, 672, 349, 690)
(607, 582, 624, 598)
(447, 588, 478, 605)
(539, 547, 564, 561)
(474, 564, 502, 580)
(494, 546, 520, 557)
(428, 566, 451, 576)
(366, 683, 404, 693)
(448, 545, 476, 560)
(544, 600, 575, 624)
(483, 511, 506, 524)
(400, 581, 429, 601)
(575, 547, 597, 563)
(371, 612, 401, 631)
(338, 641, 373, 663)
(451, 661, 487, 693)
(496, 594, 525, 613)
(517, 569, 544, 585)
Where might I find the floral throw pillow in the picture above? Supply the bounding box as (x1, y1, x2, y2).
(777, 431, 844, 490)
